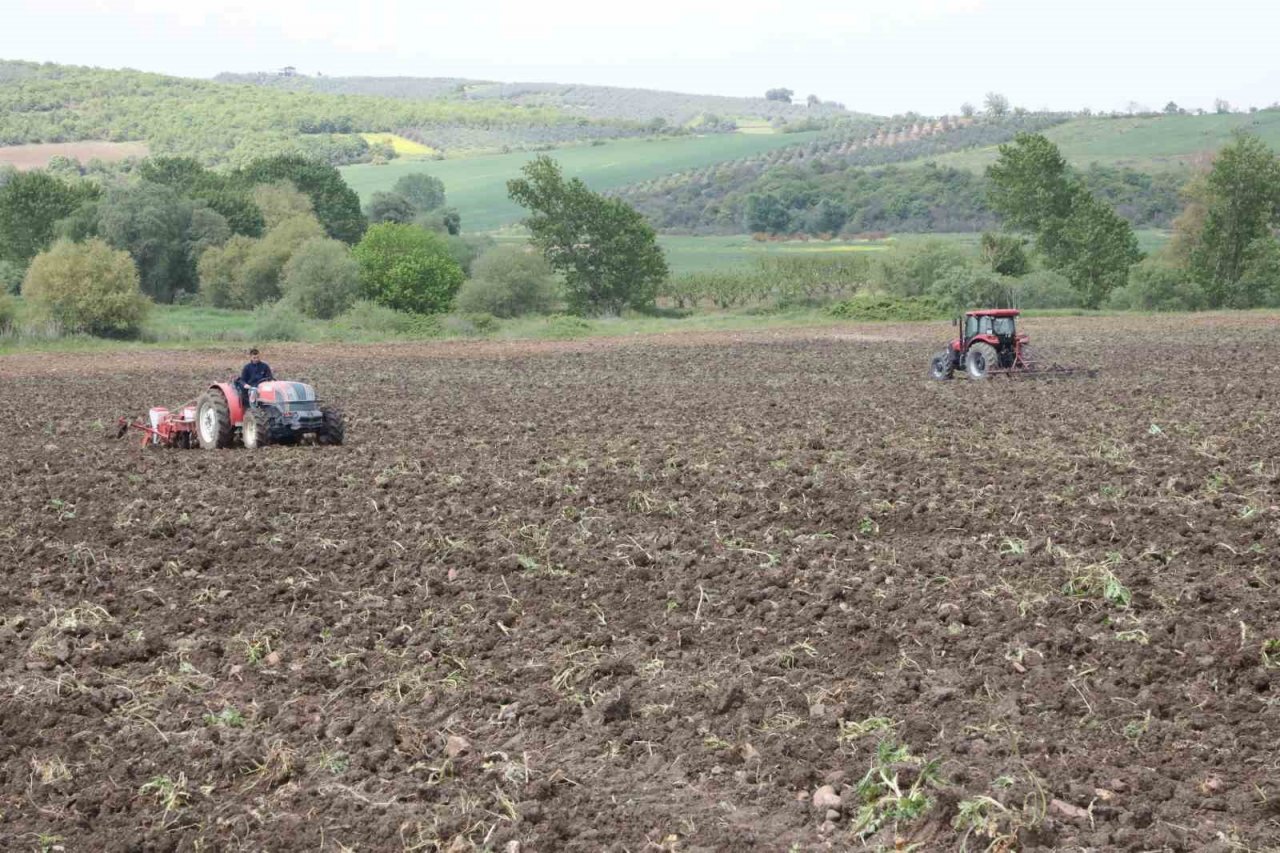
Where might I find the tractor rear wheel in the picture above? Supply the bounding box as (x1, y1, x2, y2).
(318, 407, 344, 446)
(195, 390, 234, 450)
(965, 342, 998, 380)
(242, 408, 274, 450)
(930, 350, 954, 380)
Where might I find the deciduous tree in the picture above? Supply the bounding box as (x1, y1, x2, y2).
(507, 156, 667, 314)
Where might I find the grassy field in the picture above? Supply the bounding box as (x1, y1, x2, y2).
(911, 111, 1280, 173)
(341, 132, 823, 231)
(656, 230, 1169, 274)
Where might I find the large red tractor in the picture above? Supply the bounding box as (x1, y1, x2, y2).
(118, 380, 343, 449)
(929, 309, 1091, 380)
(930, 309, 1028, 380)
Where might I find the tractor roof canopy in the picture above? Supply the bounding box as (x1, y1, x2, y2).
(964, 308, 1020, 318)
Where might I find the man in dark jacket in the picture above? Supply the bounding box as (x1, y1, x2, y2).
(237, 348, 274, 406)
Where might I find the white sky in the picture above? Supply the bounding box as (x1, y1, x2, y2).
(4, 0, 1278, 116)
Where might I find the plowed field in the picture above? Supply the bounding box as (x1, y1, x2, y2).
(2, 315, 1279, 852)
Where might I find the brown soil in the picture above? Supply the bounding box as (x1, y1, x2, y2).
(2, 314, 1279, 851)
(0, 141, 150, 171)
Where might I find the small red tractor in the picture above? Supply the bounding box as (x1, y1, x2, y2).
(930, 308, 1087, 380)
(117, 379, 343, 449)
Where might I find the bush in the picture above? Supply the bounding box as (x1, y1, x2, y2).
(442, 312, 499, 336)
(352, 223, 464, 315)
(1235, 237, 1280, 308)
(874, 239, 971, 297)
(542, 313, 593, 338)
(22, 239, 149, 337)
(0, 259, 24, 294)
(0, 291, 15, 330)
(281, 237, 361, 319)
(455, 245, 556, 317)
(240, 214, 327, 307)
(445, 233, 495, 275)
(250, 301, 304, 342)
(251, 181, 314, 229)
(825, 294, 946, 321)
(332, 300, 442, 337)
(1011, 270, 1081, 309)
(197, 234, 257, 308)
(928, 265, 1014, 313)
(1108, 260, 1206, 311)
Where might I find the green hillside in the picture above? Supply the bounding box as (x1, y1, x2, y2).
(0, 60, 641, 167)
(341, 131, 825, 231)
(216, 72, 861, 126)
(914, 111, 1280, 172)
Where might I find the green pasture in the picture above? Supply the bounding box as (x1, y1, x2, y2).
(341, 132, 823, 231)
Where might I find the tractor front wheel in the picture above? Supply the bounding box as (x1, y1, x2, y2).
(930, 350, 954, 380)
(965, 342, 998, 380)
(318, 407, 344, 446)
(196, 391, 234, 450)
(242, 408, 273, 450)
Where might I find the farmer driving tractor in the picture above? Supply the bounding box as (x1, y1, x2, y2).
(236, 347, 274, 406)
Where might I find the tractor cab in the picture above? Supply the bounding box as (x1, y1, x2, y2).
(932, 308, 1028, 379)
(956, 309, 1022, 360)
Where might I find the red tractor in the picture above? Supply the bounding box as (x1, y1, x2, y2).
(929, 309, 1090, 380)
(118, 379, 343, 449)
(929, 309, 1033, 380)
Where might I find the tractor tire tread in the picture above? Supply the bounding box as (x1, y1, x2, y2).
(196, 390, 234, 450)
(319, 407, 344, 446)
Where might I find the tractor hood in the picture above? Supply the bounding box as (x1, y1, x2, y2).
(256, 381, 318, 408)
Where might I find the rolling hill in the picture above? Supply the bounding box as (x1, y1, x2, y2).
(340, 131, 830, 231)
(215, 71, 862, 126)
(904, 110, 1280, 172)
(0, 60, 649, 168)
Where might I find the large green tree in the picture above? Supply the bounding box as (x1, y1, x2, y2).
(0, 171, 97, 266)
(1057, 193, 1142, 308)
(237, 155, 367, 244)
(95, 182, 219, 303)
(987, 133, 1141, 307)
(1188, 132, 1280, 307)
(138, 156, 264, 237)
(394, 173, 446, 212)
(507, 156, 668, 314)
(352, 223, 464, 314)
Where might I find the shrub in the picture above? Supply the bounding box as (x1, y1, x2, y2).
(364, 191, 416, 225)
(825, 294, 945, 321)
(455, 245, 556, 317)
(1012, 270, 1081, 309)
(445, 233, 495, 275)
(874, 239, 971, 298)
(442, 312, 499, 336)
(281, 237, 361, 319)
(251, 181, 315, 229)
(352, 223, 464, 315)
(0, 291, 15, 330)
(1109, 259, 1206, 311)
(333, 299, 442, 337)
(22, 239, 149, 337)
(394, 173, 446, 211)
(250, 301, 304, 342)
(928, 265, 1014, 313)
(197, 235, 257, 308)
(542, 313, 593, 338)
(239, 214, 326, 307)
(0, 259, 24, 295)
